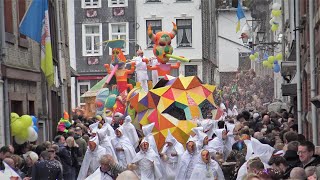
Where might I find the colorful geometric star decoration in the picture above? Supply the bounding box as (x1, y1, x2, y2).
(127, 75, 218, 149)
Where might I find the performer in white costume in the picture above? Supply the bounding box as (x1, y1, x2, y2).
(175, 136, 199, 180)
(149, 57, 159, 86)
(129, 138, 165, 180)
(103, 116, 116, 138)
(133, 50, 149, 92)
(77, 136, 107, 180)
(122, 115, 139, 148)
(160, 130, 184, 180)
(190, 149, 225, 180)
(111, 126, 136, 168)
(96, 123, 118, 162)
(142, 122, 158, 154)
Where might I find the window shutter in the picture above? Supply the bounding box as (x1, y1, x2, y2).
(4, 0, 14, 33)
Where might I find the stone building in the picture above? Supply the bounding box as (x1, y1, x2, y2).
(0, 0, 70, 146)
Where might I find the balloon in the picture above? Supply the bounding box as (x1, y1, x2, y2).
(266, 62, 273, 68)
(274, 64, 281, 73)
(276, 53, 283, 60)
(249, 54, 256, 61)
(21, 115, 32, 128)
(16, 130, 29, 141)
(254, 52, 259, 58)
(263, 61, 269, 67)
(268, 56, 276, 64)
(271, 10, 282, 17)
(28, 127, 38, 142)
(14, 136, 26, 145)
(271, 24, 279, 32)
(272, 3, 281, 10)
(11, 119, 22, 136)
(269, 19, 274, 25)
(33, 125, 39, 133)
(11, 113, 20, 123)
(31, 116, 37, 125)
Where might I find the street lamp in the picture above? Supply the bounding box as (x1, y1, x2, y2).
(257, 31, 265, 43)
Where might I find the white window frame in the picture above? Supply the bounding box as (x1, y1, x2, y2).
(82, 23, 103, 57)
(108, 0, 128, 7)
(81, 0, 101, 9)
(108, 22, 129, 55)
(77, 81, 91, 106)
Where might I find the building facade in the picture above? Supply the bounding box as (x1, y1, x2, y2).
(72, 0, 136, 108)
(136, 0, 206, 82)
(0, 0, 70, 146)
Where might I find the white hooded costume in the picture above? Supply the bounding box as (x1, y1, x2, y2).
(236, 138, 274, 180)
(85, 168, 113, 180)
(97, 123, 118, 162)
(133, 55, 148, 92)
(122, 116, 139, 148)
(104, 117, 116, 138)
(175, 136, 199, 180)
(207, 129, 226, 156)
(160, 130, 185, 180)
(142, 122, 158, 154)
(131, 138, 165, 180)
(225, 122, 236, 155)
(190, 149, 225, 180)
(149, 57, 159, 86)
(194, 129, 208, 151)
(111, 126, 136, 168)
(78, 136, 107, 180)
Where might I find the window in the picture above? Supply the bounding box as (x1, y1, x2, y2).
(4, 0, 13, 34)
(146, 0, 161, 2)
(109, 0, 128, 7)
(239, 52, 251, 71)
(77, 81, 90, 106)
(28, 101, 35, 115)
(82, 0, 101, 8)
(176, 19, 192, 47)
(11, 101, 23, 116)
(109, 22, 129, 54)
(17, 0, 28, 48)
(185, 65, 198, 76)
(146, 20, 162, 48)
(82, 23, 102, 56)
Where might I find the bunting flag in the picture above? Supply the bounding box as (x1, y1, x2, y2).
(236, 0, 246, 32)
(19, 0, 54, 86)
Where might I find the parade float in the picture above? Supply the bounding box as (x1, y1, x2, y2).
(80, 22, 220, 149)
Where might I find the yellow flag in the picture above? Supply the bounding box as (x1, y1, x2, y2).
(236, 21, 241, 33)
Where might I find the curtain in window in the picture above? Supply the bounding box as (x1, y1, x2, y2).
(112, 24, 126, 33)
(177, 19, 192, 47)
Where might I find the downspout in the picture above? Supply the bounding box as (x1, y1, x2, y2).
(295, 0, 302, 134)
(0, 0, 7, 146)
(56, 0, 66, 112)
(309, 0, 317, 145)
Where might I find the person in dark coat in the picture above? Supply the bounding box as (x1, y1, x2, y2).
(32, 151, 63, 180)
(283, 141, 301, 167)
(298, 141, 320, 169)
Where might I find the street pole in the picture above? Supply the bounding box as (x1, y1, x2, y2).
(56, 0, 66, 113)
(309, 0, 317, 145)
(295, 0, 302, 134)
(0, 0, 6, 146)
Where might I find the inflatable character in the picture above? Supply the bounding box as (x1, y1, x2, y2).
(104, 40, 135, 94)
(147, 22, 181, 78)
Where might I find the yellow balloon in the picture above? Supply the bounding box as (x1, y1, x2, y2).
(268, 56, 276, 64)
(266, 63, 273, 68)
(21, 115, 32, 128)
(249, 54, 256, 61)
(271, 24, 279, 32)
(11, 120, 22, 136)
(254, 52, 259, 58)
(271, 10, 282, 17)
(263, 61, 269, 67)
(16, 129, 29, 141)
(276, 53, 283, 60)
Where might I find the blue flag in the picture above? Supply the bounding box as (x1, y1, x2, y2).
(19, 0, 47, 43)
(236, 0, 245, 20)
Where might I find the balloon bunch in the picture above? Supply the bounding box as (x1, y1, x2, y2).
(11, 113, 38, 144)
(249, 52, 259, 61)
(57, 111, 71, 133)
(270, 3, 282, 32)
(262, 53, 283, 73)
